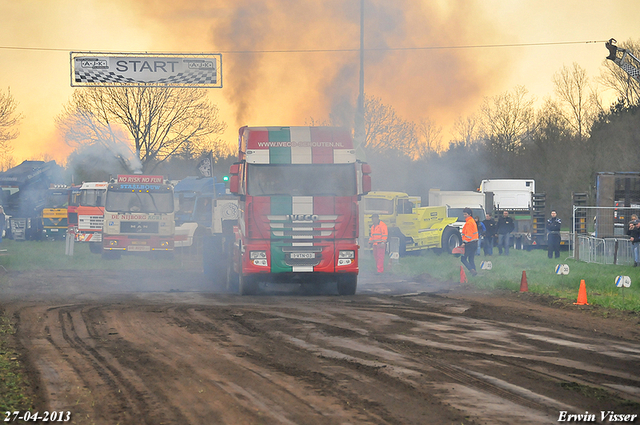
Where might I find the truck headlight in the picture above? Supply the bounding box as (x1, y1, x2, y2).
(250, 250, 268, 266)
(109, 240, 118, 246)
(338, 250, 355, 259)
(338, 250, 355, 266)
(250, 250, 267, 259)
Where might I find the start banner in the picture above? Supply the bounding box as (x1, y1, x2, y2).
(71, 52, 222, 88)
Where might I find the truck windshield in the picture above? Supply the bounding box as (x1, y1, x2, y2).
(105, 190, 173, 213)
(364, 198, 394, 215)
(80, 189, 106, 207)
(45, 192, 69, 208)
(247, 164, 356, 197)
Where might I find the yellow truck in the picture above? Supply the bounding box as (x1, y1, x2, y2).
(363, 191, 462, 256)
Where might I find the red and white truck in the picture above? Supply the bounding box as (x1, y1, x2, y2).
(74, 181, 108, 253)
(222, 126, 371, 295)
(102, 175, 175, 259)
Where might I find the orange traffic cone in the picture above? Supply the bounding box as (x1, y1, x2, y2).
(460, 266, 468, 284)
(573, 279, 589, 305)
(520, 271, 528, 292)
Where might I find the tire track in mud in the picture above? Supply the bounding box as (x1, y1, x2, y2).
(10, 290, 640, 425)
(23, 304, 186, 424)
(180, 295, 640, 424)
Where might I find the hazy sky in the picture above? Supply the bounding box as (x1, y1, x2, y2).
(0, 0, 638, 164)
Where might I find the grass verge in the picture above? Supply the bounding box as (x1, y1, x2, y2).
(0, 313, 35, 412)
(0, 239, 188, 271)
(360, 248, 640, 312)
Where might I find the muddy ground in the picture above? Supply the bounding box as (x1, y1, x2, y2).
(1, 268, 639, 425)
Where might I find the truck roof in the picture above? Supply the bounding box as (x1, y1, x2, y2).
(239, 126, 356, 165)
(364, 191, 410, 199)
(174, 176, 214, 194)
(480, 179, 535, 192)
(80, 182, 108, 190)
(0, 160, 62, 186)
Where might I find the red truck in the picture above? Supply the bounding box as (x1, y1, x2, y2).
(224, 126, 371, 295)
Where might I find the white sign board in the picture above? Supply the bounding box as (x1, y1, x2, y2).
(71, 52, 222, 88)
(555, 264, 570, 275)
(615, 275, 631, 288)
(480, 261, 492, 270)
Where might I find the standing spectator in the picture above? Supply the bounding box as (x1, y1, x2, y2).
(475, 216, 485, 255)
(496, 210, 514, 256)
(482, 213, 496, 256)
(460, 207, 478, 276)
(0, 206, 5, 244)
(627, 218, 640, 267)
(368, 214, 388, 273)
(546, 210, 562, 259)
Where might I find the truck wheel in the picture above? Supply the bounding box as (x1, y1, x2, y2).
(388, 228, 407, 257)
(226, 262, 239, 293)
(337, 274, 357, 295)
(190, 226, 206, 256)
(203, 236, 226, 287)
(442, 227, 462, 254)
(239, 274, 259, 295)
(89, 242, 102, 254)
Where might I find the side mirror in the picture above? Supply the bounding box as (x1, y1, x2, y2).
(229, 163, 241, 194)
(360, 163, 371, 195)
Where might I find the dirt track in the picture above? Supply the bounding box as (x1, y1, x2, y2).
(2, 269, 640, 424)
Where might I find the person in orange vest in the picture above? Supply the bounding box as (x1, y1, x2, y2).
(461, 207, 478, 276)
(368, 214, 388, 273)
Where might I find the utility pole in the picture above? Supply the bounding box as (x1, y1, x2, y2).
(354, 0, 366, 161)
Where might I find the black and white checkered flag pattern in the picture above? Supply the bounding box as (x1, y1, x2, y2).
(75, 69, 217, 86)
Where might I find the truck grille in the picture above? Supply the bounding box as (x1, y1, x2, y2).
(267, 215, 338, 239)
(120, 221, 159, 234)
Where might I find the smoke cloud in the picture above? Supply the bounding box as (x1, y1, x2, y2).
(121, 0, 510, 138)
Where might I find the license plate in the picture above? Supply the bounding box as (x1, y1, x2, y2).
(128, 245, 151, 252)
(290, 252, 315, 259)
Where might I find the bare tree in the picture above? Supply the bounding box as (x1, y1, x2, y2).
(451, 115, 479, 148)
(553, 63, 598, 142)
(413, 117, 442, 159)
(363, 95, 415, 155)
(56, 86, 227, 173)
(0, 87, 22, 171)
(480, 85, 536, 157)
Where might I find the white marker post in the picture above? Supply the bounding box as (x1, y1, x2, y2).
(615, 275, 632, 301)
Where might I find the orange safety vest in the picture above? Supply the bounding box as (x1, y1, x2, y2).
(462, 216, 479, 243)
(369, 221, 388, 245)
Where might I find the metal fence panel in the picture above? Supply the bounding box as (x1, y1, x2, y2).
(573, 206, 638, 266)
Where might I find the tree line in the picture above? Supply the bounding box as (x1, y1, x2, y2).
(360, 39, 640, 222)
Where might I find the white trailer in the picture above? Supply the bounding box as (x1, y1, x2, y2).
(479, 179, 535, 211)
(428, 189, 486, 229)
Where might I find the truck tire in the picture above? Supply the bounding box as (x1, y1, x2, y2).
(337, 274, 357, 295)
(203, 236, 226, 287)
(441, 226, 462, 254)
(226, 261, 239, 293)
(89, 242, 102, 254)
(239, 274, 259, 295)
(190, 226, 206, 256)
(388, 227, 407, 257)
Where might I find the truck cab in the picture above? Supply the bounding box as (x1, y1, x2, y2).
(42, 185, 71, 240)
(363, 191, 461, 256)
